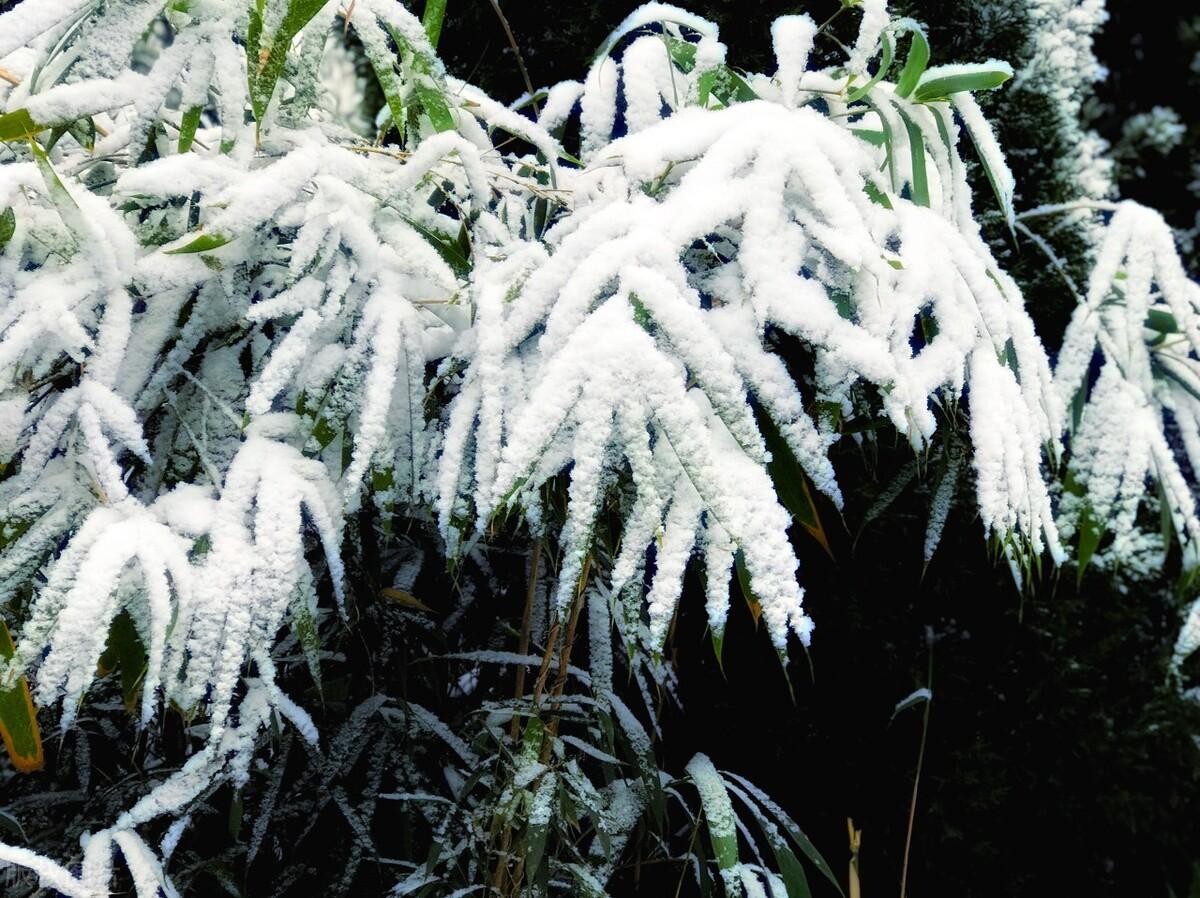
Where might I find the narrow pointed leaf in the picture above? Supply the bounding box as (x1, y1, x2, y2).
(0, 620, 43, 773)
(913, 62, 1013, 102)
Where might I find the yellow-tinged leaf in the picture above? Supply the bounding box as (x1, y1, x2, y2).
(0, 109, 41, 142)
(381, 587, 435, 613)
(0, 620, 43, 773)
(96, 611, 147, 712)
(756, 408, 834, 559)
(734, 549, 763, 626)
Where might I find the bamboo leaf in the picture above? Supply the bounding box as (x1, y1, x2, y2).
(0, 620, 44, 773)
(0, 108, 41, 142)
(686, 753, 739, 888)
(413, 82, 455, 133)
(247, 0, 332, 126)
(953, 99, 1014, 231)
(0, 207, 14, 248)
(1145, 308, 1179, 334)
(735, 549, 763, 626)
(178, 105, 202, 153)
(592, 9, 712, 64)
(723, 776, 813, 898)
(289, 593, 323, 693)
(913, 62, 1013, 103)
(698, 67, 757, 107)
(722, 771, 844, 897)
(863, 179, 893, 208)
(891, 686, 932, 719)
(852, 129, 887, 147)
(893, 23, 930, 99)
(381, 587, 435, 613)
(896, 107, 929, 207)
(400, 213, 470, 276)
(667, 36, 698, 73)
(524, 773, 556, 879)
(858, 96, 898, 193)
(422, 0, 447, 49)
(756, 406, 833, 557)
(97, 610, 148, 710)
(1076, 502, 1104, 586)
(846, 32, 894, 103)
(165, 231, 232, 254)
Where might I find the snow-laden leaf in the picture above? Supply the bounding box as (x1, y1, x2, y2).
(687, 753, 741, 897)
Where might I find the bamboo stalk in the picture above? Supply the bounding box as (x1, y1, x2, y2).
(848, 818, 862, 898)
(509, 541, 541, 742)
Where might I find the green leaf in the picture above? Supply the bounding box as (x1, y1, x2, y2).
(735, 548, 762, 626)
(697, 66, 757, 107)
(0, 207, 15, 248)
(520, 716, 544, 762)
(1145, 308, 1179, 334)
(756, 410, 833, 557)
(524, 773, 556, 879)
(30, 141, 75, 206)
(998, 337, 1021, 382)
(858, 96, 898, 193)
(723, 777, 813, 898)
(97, 610, 148, 710)
(178, 105, 202, 153)
(667, 36, 697, 73)
(607, 694, 664, 833)
(311, 416, 338, 448)
(69, 117, 96, 152)
(246, 0, 332, 128)
(846, 31, 894, 103)
(48, 117, 96, 153)
(0, 108, 41, 142)
(0, 620, 43, 773)
(893, 22, 930, 99)
(686, 754, 739, 889)
(361, 31, 406, 141)
(290, 595, 323, 694)
(710, 627, 725, 670)
(229, 790, 244, 838)
(422, 0, 447, 49)
(166, 232, 232, 254)
(628, 293, 654, 332)
(1159, 479, 1176, 552)
(896, 107, 929, 207)
(1076, 502, 1104, 587)
(723, 771, 845, 897)
(852, 128, 887, 146)
(413, 82, 455, 133)
(400, 214, 470, 277)
(913, 62, 1013, 103)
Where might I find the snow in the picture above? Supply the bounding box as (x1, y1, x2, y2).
(0, 0, 93, 62)
(1, 0, 1198, 892)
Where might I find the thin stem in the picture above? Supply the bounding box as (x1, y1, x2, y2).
(539, 555, 591, 763)
(899, 640, 934, 898)
(485, 0, 538, 117)
(672, 818, 701, 898)
(815, 5, 847, 37)
(509, 541, 542, 742)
